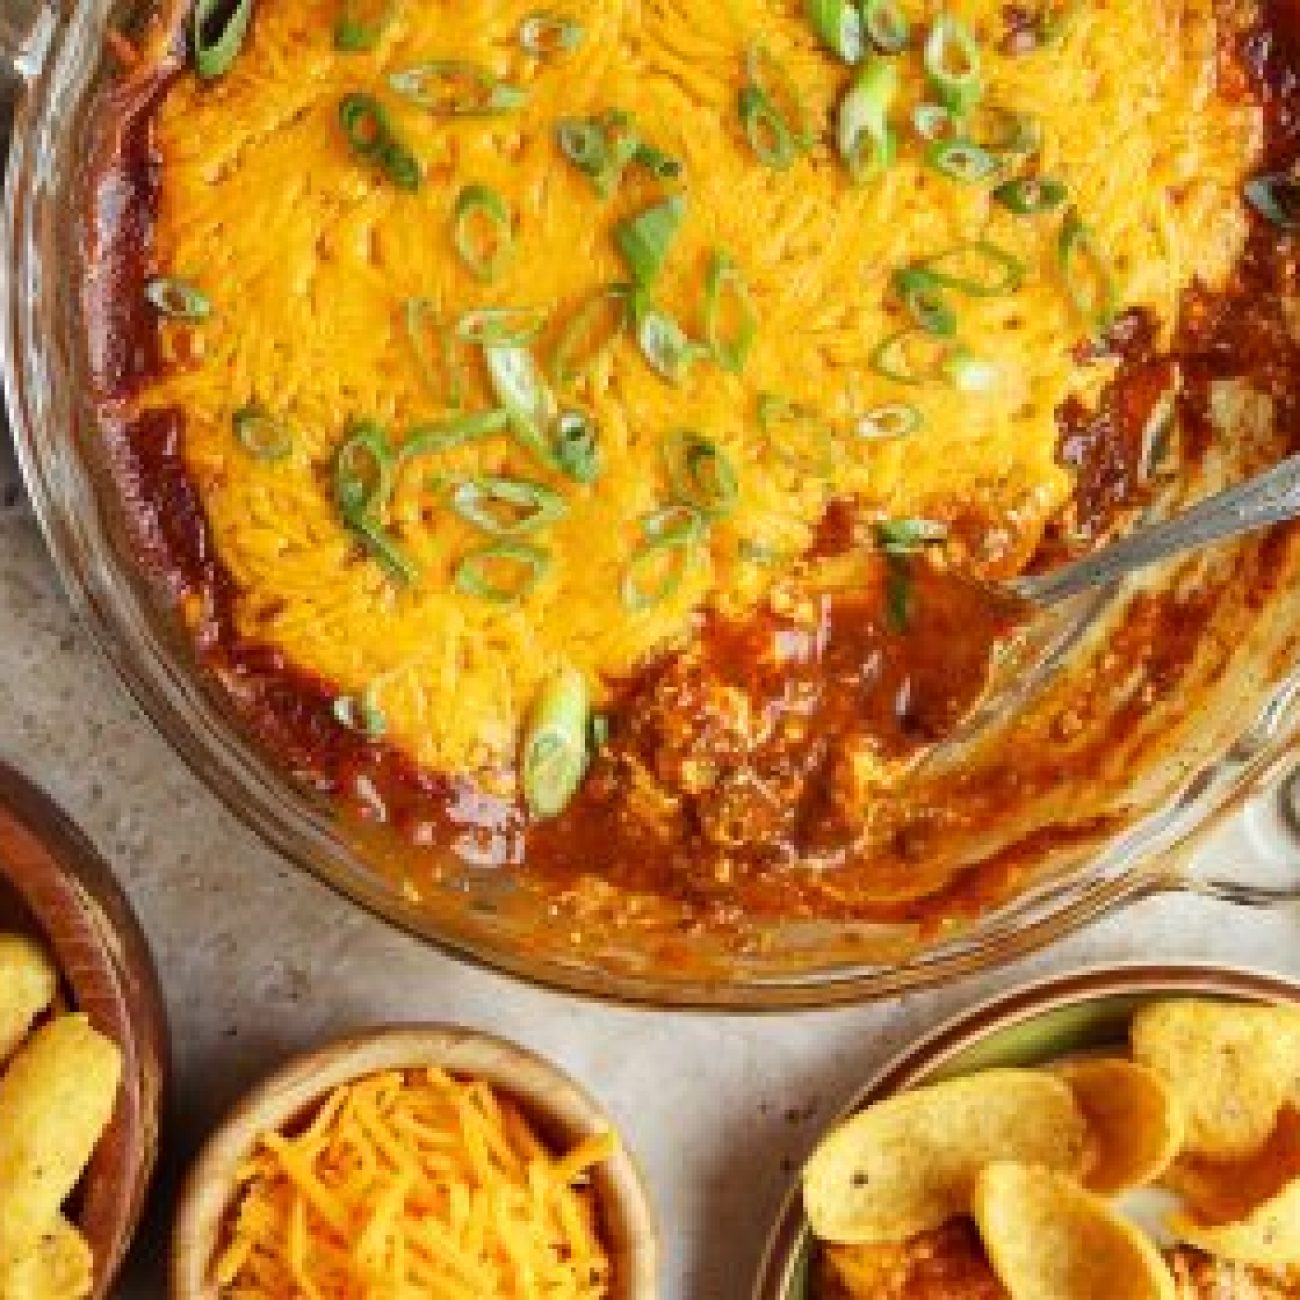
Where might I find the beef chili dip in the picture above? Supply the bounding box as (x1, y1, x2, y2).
(79, 0, 1300, 953)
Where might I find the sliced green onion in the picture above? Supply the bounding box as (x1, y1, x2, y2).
(333, 688, 387, 740)
(994, 175, 1068, 214)
(388, 61, 527, 116)
(234, 403, 293, 461)
(455, 542, 550, 604)
(636, 306, 704, 385)
(877, 517, 949, 553)
(614, 196, 687, 289)
(641, 503, 708, 545)
(941, 349, 1000, 392)
(451, 475, 568, 536)
(452, 184, 514, 283)
(869, 330, 997, 390)
(456, 307, 545, 347)
(738, 85, 799, 171)
(663, 430, 739, 519)
(892, 268, 957, 337)
(552, 285, 631, 386)
(924, 138, 999, 183)
(924, 13, 982, 116)
(145, 276, 212, 322)
(519, 12, 585, 58)
(334, 422, 417, 583)
(805, 0, 865, 63)
(403, 298, 464, 409)
(521, 666, 590, 819)
(885, 554, 913, 631)
(1245, 173, 1300, 231)
(703, 251, 757, 373)
(552, 410, 601, 483)
(913, 102, 957, 141)
(556, 111, 671, 197)
(556, 118, 607, 175)
(863, 0, 911, 53)
(1059, 206, 1119, 337)
(916, 240, 1026, 296)
(757, 393, 834, 475)
(192, 0, 253, 79)
(339, 93, 420, 191)
(400, 410, 512, 459)
(855, 402, 923, 441)
(838, 57, 899, 184)
(975, 106, 1041, 154)
(622, 517, 702, 610)
(484, 345, 557, 462)
(334, 0, 392, 51)
(634, 142, 684, 180)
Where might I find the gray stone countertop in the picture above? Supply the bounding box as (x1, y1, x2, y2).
(2, 435, 1300, 1298)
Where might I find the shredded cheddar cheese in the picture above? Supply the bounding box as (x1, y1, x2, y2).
(138, 0, 1261, 787)
(215, 1068, 616, 1298)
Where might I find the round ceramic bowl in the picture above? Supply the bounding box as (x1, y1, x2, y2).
(0, 760, 168, 1298)
(171, 1025, 659, 1300)
(753, 962, 1300, 1300)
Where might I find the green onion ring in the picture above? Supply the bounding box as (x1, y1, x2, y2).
(870, 331, 997, 390)
(805, 0, 865, 63)
(622, 523, 700, 611)
(552, 285, 632, 386)
(855, 402, 923, 441)
(993, 175, 1068, 214)
(484, 345, 558, 464)
(339, 93, 421, 191)
(456, 307, 545, 347)
(863, 0, 911, 53)
(641, 502, 708, 545)
(333, 688, 388, 739)
(521, 666, 590, 818)
(913, 102, 957, 142)
(663, 430, 739, 519)
(452, 184, 515, 283)
(403, 298, 464, 409)
(233, 403, 293, 461)
(916, 240, 1026, 296)
(924, 138, 999, 183)
(192, 0, 253, 79)
(738, 85, 799, 171)
(1245, 173, 1300, 231)
(519, 11, 585, 58)
(975, 105, 1041, 154)
(388, 61, 527, 116)
(923, 13, 982, 116)
(636, 305, 704, 385)
(892, 268, 957, 337)
(145, 276, 212, 322)
(838, 57, 899, 184)
(552, 410, 601, 483)
(333, 422, 418, 582)
(757, 393, 835, 475)
(877, 517, 950, 554)
(614, 195, 687, 290)
(704, 250, 758, 373)
(334, 0, 392, 51)
(455, 542, 551, 604)
(1058, 206, 1119, 337)
(451, 475, 569, 536)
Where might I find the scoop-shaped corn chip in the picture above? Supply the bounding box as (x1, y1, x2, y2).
(0, 1216, 92, 1300)
(1132, 1000, 1300, 1158)
(974, 1161, 1176, 1300)
(803, 1070, 1088, 1244)
(0, 937, 57, 1064)
(1057, 1057, 1184, 1194)
(1171, 1177, 1300, 1267)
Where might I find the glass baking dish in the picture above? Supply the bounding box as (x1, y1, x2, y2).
(5, 0, 1300, 1009)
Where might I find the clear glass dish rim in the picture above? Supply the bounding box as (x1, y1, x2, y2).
(6, 0, 1300, 1012)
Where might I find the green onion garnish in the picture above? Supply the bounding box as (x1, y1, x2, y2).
(924, 138, 999, 183)
(456, 307, 545, 347)
(145, 276, 212, 322)
(805, 0, 865, 63)
(924, 13, 982, 116)
(614, 196, 687, 289)
(663, 430, 739, 519)
(913, 103, 957, 141)
(838, 56, 899, 184)
(642, 502, 709, 545)
(455, 542, 550, 604)
(704, 251, 757, 373)
(334, 0, 392, 51)
(388, 61, 527, 116)
(885, 555, 913, 631)
(757, 393, 834, 475)
(484, 345, 557, 460)
(1245, 173, 1300, 231)
(339, 93, 420, 191)
(333, 688, 387, 739)
(552, 285, 631, 386)
(993, 175, 1068, 214)
(870, 330, 998, 391)
(399, 410, 512, 460)
(892, 268, 957, 337)
(404, 298, 464, 409)
(877, 517, 949, 553)
(622, 511, 703, 610)
(192, 0, 253, 79)
(452, 184, 514, 283)
(738, 45, 811, 171)
(451, 475, 568, 536)
(636, 306, 704, 385)
(915, 240, 1026, 296)
(521, 666, 590, 819)
(975, 106, 1041, 154)
(553, 410, 601, 483)
(855, 402, 923, 441)
(333, 421, 417, 583)
(233, 403, 293, 461)
(556, 111, 677, 197)
(1058, 206, 1119, 337)
(863, 0, 911, 53)
(519, 12, 585, 58)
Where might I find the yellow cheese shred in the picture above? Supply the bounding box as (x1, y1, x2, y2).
(214, 1068, 616, 1299)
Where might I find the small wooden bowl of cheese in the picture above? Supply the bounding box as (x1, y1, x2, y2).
(171, 1025, 659, 1299)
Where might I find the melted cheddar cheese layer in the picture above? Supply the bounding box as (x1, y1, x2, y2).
(141, 0, 1260, 782)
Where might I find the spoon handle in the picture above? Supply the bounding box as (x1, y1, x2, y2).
(1010, 452, 1300, 607)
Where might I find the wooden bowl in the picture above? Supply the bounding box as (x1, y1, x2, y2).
(0, 760, 168, 1296)
(172, 1025, 659, 1299)
(753, 962, 1300, 1300)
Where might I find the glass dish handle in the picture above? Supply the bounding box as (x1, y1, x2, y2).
(0, 2, 56, 83)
